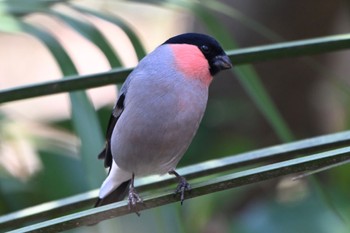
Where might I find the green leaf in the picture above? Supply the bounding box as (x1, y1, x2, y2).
(68, 3, 147, 60)
(7, 142, 350, 231)
(48, 9, 123, 68)
(0, 67, 131, 103)
(1, 33, 350, 103)
(20, 22, 105, 188)
(234, 65, 294, 141)
(20, 22, 76, 75)
(2, 130, 350, 230)
(0, 0, 54, 16)
(0, 10, 22, 32)
(186, 2, 294, 142)
(202, 0, 283, 42)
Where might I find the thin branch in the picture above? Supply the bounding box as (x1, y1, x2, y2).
(1, 130, 350, 231)
(1, 33, 349, 103)
(7, 145, 350, 232)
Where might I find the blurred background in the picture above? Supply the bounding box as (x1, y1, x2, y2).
(1, 0, 350, 232)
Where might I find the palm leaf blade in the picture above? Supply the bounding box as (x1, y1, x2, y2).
(1, 130, 350, 231)
(5, 140, 350, 232)
(1, 33, 349, 103)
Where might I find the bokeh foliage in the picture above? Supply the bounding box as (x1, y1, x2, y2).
(1, 0, 350, 232)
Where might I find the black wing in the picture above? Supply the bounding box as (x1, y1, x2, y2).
(98, 93, 126, 168)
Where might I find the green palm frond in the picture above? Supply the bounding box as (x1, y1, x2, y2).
(1, 1, 350, 232)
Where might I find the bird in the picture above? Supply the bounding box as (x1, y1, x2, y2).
(95, 33, 232, 214)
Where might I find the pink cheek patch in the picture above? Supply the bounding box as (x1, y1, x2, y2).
(170, 44, 212, 86)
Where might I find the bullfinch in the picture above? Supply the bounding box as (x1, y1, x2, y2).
(95, 33, 232, 213)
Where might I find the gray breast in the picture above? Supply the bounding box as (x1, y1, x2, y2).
(110, 46, 209, 175)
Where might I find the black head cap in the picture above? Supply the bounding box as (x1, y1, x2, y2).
(163, 33, 232, 76)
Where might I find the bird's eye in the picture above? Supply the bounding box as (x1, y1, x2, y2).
(200, 45, 210, 54)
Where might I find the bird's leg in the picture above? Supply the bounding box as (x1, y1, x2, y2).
(169, 170, 191, 205)
(128, 173, 142, 216)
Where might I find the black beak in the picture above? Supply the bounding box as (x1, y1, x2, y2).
(213, 54, 232, 70)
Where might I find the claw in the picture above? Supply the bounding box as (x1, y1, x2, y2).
(169, 170, 191, 205)
(128, 174, 143, 216)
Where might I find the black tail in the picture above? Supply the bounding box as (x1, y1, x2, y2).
(94, 180, 131, 207)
